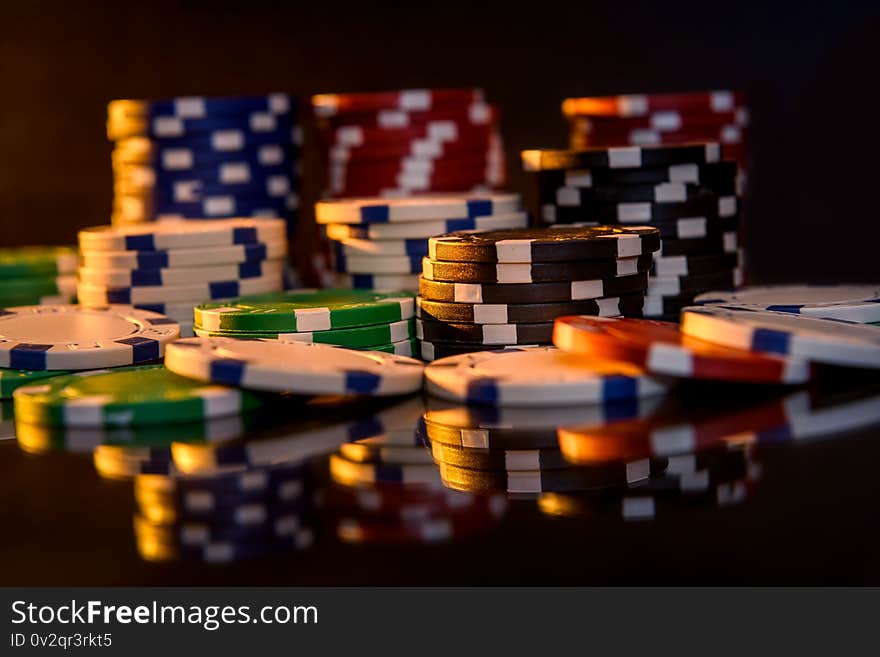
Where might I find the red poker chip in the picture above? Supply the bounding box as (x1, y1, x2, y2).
(562, 90, 748, 118)
(573, 125, 749, 147)
(317, 103, 500, 132)
(574, 110, 749, 133)
(552, 316, 813, 384)
(329, 139, 496, 164)
(330, 154, 494, 180)
(318, 121, 496, 149)
(330, 177, 501, 198)
(312, 88, 484, 117)
(557, 397, 788, 464)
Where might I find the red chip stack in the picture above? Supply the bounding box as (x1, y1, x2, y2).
(312, 88, 506, 198)
(562, 90, 750, 194)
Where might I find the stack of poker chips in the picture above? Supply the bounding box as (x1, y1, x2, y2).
(312, 88, 505, 198)
(133, 461, 317, 564)
(415, 225, 658, 360)
(107, 93, 300, 239)
(76, 219, 288, 337)
(315, 193, 527, 292)
(192, 289, 418, 357)
(0, 247, 77, 307)
(522, 144, 742, 321)
(326, 397, 509, 544)
(562, 90, 750, 191)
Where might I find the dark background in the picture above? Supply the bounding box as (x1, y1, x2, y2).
(2, 0, 879, 281)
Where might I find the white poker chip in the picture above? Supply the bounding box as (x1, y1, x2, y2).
(0, 305, 179, 370)
(681, 306, 880, 368)
(78, 259, 285, 287)
(315, 192, 521, 225)
(80, 241, 288, 270)
(324, 212, 528, 240)
(165, 337, 425, 395)
(694, 285, 880, 323)
(79, 218, 287, 252)
(76, 272, 281, 305)
(424, 346, 670, 407)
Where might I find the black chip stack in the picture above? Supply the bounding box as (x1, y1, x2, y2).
(415, 225, 659, 360)
(521, 143, 742, 321)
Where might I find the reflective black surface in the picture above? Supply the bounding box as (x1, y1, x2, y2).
(3, 368, 879, 586)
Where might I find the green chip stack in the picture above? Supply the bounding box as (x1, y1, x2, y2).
(0, 246, 78, 308)
(192, 288, 418, 356)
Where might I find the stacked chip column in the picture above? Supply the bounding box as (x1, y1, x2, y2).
(522, 144, 742, 321)
(107, 93, 301, 265)
(416, 225, 658, 360)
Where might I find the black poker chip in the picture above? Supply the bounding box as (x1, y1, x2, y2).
(650, 252, 740, 277)
(521, 143, 721, 172)
(418, 271, 649, 305)
(422, 253, 654, 284)
(534, 161, 739, 202)
(417, 340, 516, 361)
(543, 193, 736, 224)
(657, 232, 738, 257)
(416, 318, 554, 345)
(427, 225, 660, 263)
(647, 268, 741, 296)
(642, 293, 699, 318)
(415, 294, 645, 325)
(437, 458, 670, 495)
(551, 181, 719, 206)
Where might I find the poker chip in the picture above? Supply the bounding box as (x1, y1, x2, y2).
(421, 254, 654, 284)
(335, 237, 431, 258)
(78, 259, 284, 287)
(417, 318, 554, 345)
(0, 367, 71, 399)
(334, 273, 421, 292)
(651, 252, 740, 278)
(315, 192, 520, 225)
(80, 241, 287, 270)
(553, 316, 812, 384)
(12, 364, 266, 427)
(334, 253, 423, 275)
(0, 304, 179, 370)
(416, 295, 644, 325)
(312, 88, 483, 117)
(680, 306, 880, 368)
(77, 272, 281, 305)
(535, 161, 738, 195)
(422, 397, 665, 450)
(369, 338, 419, 357)
(430, 441, 570, 471)
(561, 91, 747, 118)
(424, 346, 670, 406)
(648, 268, 743, 297)
(0, 246, 78, 279)
(339, 430, 431, 465)
(195, 317, 415, 347)
(437, 457, 665, 495)
(80, 218, 287, 251)
(0, 275, 77, 306)
(522, 143, 721, 172)
(428, 225, 660, 263)
(418, 272, 649, 304)
(165, 337, 425, 395)
(324, 211, 528, 241)
(193, 289, 415, 333)
(334, 515, 485, 544)
(656, 232, 738, 257)
(543, 193, 737, 225)
(694, 285, 880, 323)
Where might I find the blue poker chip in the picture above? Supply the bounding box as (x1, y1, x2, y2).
(151, 193, 297, 218)
(110, 94, 295, 119)
(115, 143, 301, 171)
(315, 193, 522, 225)
(150, 162, 298, 189)
(127, 114, 299, 141)
(153, 177, 293, 204)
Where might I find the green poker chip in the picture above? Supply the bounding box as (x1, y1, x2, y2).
(193, 318, 416, 347)
(0, 367, 73, 399)
(193, 288, 415, 333)
(13, 364, 268, 427)
(0, 274, 76, 298)
(0, 246, 78, 279)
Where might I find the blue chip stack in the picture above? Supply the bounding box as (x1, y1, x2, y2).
(107, 94, 301, 240)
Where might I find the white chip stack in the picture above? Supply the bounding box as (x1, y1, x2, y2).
(76, 218, 288, 335)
